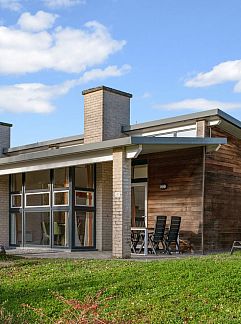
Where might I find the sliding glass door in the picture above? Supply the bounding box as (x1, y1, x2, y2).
(9, 165, 96, 250)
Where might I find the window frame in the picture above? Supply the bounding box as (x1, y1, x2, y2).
(25, 191, 50, 208)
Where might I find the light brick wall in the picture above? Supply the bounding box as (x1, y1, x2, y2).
(0, 175, 9, 247)
(0, 125, 10, 247)
(103, 91, 130, 140)
(0, 125, 10, 156)
(112, 147, 131, 258)
(96, 162, 113, 251)
(196, 120, 209, 137)
(83, 86, 132, 257)
(83, 86, 131, 144)
(84, 90, 104, 144)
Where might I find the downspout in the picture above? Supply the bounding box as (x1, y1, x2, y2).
(201, 146, 206, 255)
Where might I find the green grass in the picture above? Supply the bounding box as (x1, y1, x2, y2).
(1, 253, 241, 323)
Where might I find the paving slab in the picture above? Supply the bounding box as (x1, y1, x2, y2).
(6, 248, 197, 261)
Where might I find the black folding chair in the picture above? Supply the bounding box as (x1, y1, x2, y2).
(231, 241, 241, 254)
(131, 231, 142, 253)
(148, 216, 167, 254)
(164, 216, 181, 254)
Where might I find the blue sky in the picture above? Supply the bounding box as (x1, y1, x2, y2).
(1, 0, 241, 146)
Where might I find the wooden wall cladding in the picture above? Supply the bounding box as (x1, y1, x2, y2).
(141, 147, 204, 251)
(204, 127, 241, 251)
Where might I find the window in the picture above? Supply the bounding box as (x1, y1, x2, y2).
(75, 190, 94, 207)
(54, 168, 69, 189)
(24, 212, 50, 246)
(25, 170, 50, 191)
(132, 165, 148, 180)
(75, 165, 94, 189)
(11, 174, 22, 192)
(11, 194, 22, 208)
(53, 190, 69, 206)
(10, 212, 22, 245)
(53, 211, 69, 247)
(74, 211, 94, 247)
(25, 192, 50, 207)
(142, 125, 197, 138)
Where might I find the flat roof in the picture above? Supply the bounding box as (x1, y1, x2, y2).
(7, 134, 84, 153)
(123, 109, 241, 132)
(0, 136, 227, 166)
(5, 109, 236, 154)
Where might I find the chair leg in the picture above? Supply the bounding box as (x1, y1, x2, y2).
(131, 241, 135, 253)
(176, 240, 180, 254)
(165, 242, 172, 255)
(230, 241, 240, 255)
(149, 240, 156, 255)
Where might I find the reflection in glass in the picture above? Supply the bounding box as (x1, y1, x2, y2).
(10, 213, 22, 245)
(11, 174, 22, 192)
(75, 191, 94, 206)
(25, 192, 50, 207)
(75, 165, 94, 188)
(11, 194, 22, 208)
(54, 168, 69, 188)
(53, 191, 69, 206)
(75, 211, 94, 247)
(131, 186, 146, 227)
(53, 211, 69, 247)
(24, 212, 50, 246)
(25, 170, 50, 190)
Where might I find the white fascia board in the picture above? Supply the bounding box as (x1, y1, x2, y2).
(142, 124, 196, 136)
(126, 145, 142, 159)
(0, 149, 113, 175)
(207, 119, 221, 126)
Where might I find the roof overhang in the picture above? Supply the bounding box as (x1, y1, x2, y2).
(0, 136, 227, 175)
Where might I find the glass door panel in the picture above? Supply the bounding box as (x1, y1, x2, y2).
(24, 212, 50, 246)
(53, 211, 69, 247)
(10, 212, 22, 245)
(131, 183, 147, 227)
(74, 211, 94, 247)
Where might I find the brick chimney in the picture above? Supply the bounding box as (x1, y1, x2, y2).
(0, 122, 12, 156)
(82, 86, 132, 144)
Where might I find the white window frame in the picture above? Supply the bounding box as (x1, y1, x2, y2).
(53, 190, 69, 206)
(11, 194, 22, 208)
(25, 192, 50, 208)
(75, 190, 94, 207)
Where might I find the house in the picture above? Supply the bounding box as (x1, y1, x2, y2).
(2, 85, 241, 258)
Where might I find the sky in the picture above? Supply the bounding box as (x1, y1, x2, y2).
(1, 0, 241, 146)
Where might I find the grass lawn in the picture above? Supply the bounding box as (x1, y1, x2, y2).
(1, 253, 241, 323)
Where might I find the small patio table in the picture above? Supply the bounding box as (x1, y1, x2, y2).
(131, 227, 148, 256)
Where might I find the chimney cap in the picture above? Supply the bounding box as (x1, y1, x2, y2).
(82, 85, 132, 98)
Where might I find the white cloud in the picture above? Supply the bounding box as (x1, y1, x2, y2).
(0, 64, 131, 113)
(17, 11, 58, 32)
(0, 19, 126, 74)
(142, 92, 151, 99)
(155, 98, 241, 111)
(80, 64, 131, 83)
(43, 0, 85, 8)
(0, 0, 21, 11)
(185, 59, 241, 91)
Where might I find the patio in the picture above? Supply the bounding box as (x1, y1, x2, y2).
(6, 247, 196, 261)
